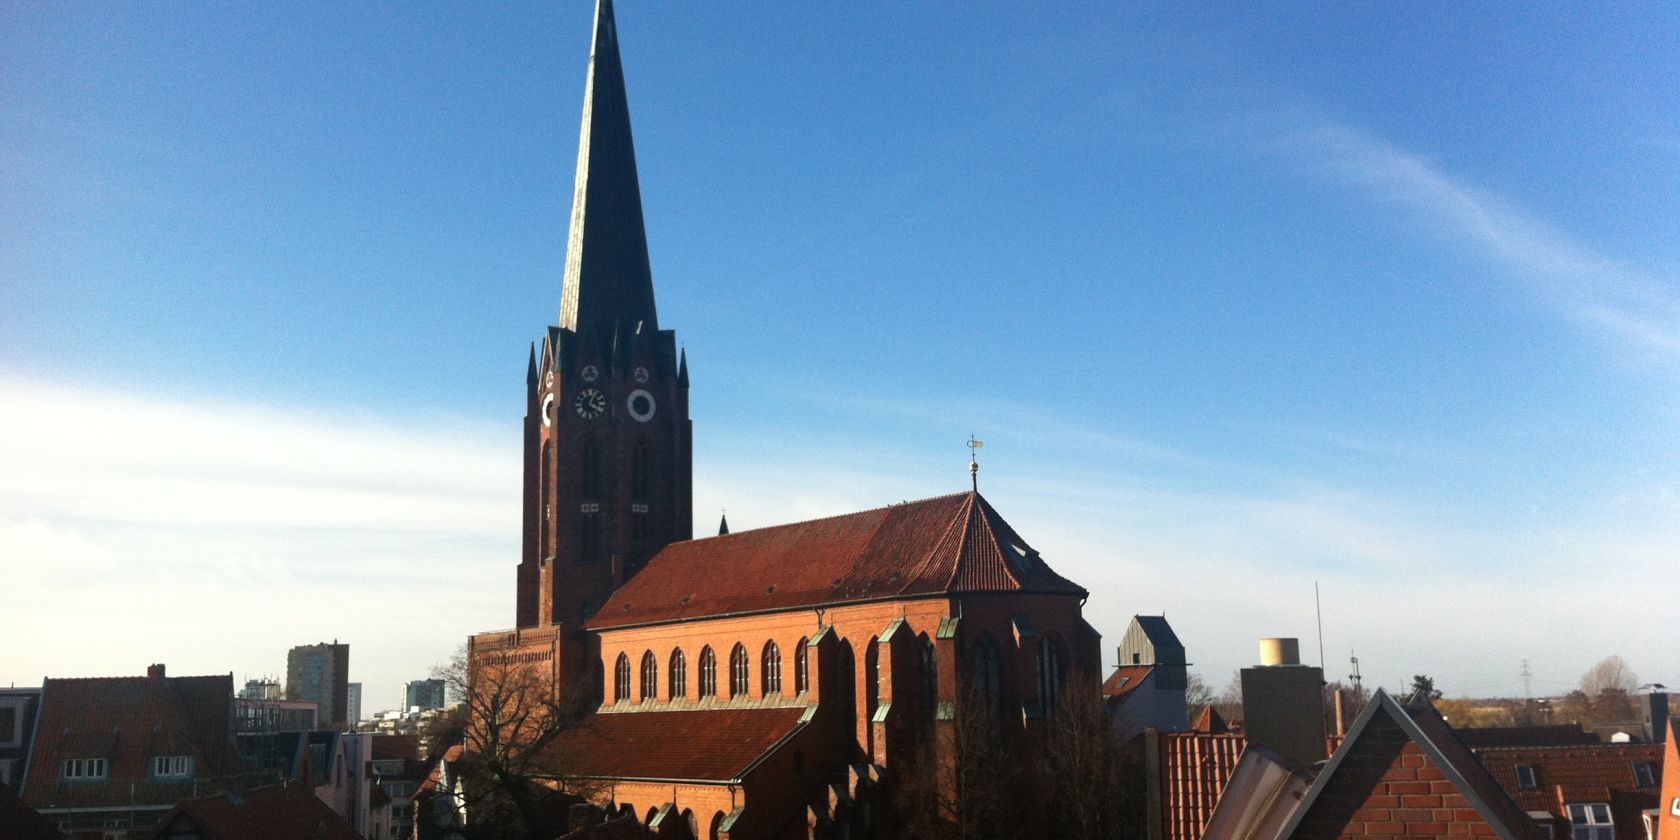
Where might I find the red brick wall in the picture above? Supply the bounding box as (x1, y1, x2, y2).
(1294, 708, 1500, 840)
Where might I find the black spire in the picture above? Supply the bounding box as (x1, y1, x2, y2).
(558, 0, 658, 337)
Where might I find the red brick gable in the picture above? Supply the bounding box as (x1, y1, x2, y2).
(1283, 691, 1543, 840)
(587, 492, 1084, 629)
(22, 671, 236, 811)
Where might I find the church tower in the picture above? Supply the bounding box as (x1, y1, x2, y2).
(516, 0, 692, 630)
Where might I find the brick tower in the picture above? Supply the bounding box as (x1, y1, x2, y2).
(514, 0, 693, 631)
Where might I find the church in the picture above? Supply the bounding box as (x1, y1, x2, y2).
(466, 3, 1104, 837)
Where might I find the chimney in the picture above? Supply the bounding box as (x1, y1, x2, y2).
(1240, 638, 1326, 767)
(147, 663, 166, 679)
(1641, 690, 1669, 743)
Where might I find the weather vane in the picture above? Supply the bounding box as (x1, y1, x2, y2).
(967, 435, 984, 492)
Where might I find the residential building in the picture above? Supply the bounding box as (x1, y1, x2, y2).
(369, 734, 424, 840)
(0, 686, 42, 789)
(17, 664, 240, 838)
(1474, 741, 1662, 840)
(148, 783, 361, 840)
(465, 2, 1104, 835)
(238, 679, 281, 700)
(1656, 716, 1679, 840)
(1106, 615, 1191, 741)
(404, 679, 445, 712)
(286, 641, 350, 728)
(347, 681, 363, 726)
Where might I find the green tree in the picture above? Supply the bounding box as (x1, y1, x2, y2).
(1408, 675, 1443, 702)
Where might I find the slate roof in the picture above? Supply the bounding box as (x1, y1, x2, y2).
(588, 492, 1084, 629)
(1474, 742, 1661, 833)
(1133, 615, 1184, 654)
(22, 671, 237, 810)
(148, 783, 361, 840)
(1103, 665, 1154, 701)
(546, 708, 806, 783)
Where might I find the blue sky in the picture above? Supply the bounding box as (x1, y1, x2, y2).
(3, 2, 1676, 710)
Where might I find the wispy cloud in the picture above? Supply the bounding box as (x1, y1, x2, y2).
(1280, 121, 1680, 358)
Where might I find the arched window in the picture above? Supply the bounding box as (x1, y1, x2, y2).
(580, 513, 600, 563)
(640, 651, 657, 701)
(581, 442, 602, 498)
(973, 636, 1002, 710)
(613, 653, 631, 703)
(837, 641, 857, 738)
(794, 637, 809, 694)
(762, 641, 782, 697)
(1038, 636, 1065, 716)
(669, 648, 687, 700)
(730, 643, 750, 698)
(920, 635, 938, 723)
(699, 646, 717, 698)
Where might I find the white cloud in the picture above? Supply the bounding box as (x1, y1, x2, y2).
(1283, 121, 1680, 359)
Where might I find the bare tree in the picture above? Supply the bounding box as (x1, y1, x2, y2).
(434, 646, 599, 840)
(1579, 655, 1638, 698)
(1215, 670, 1244, 723)
(1185, 670, 1216, 721)
(1045, 685, 1126, 840)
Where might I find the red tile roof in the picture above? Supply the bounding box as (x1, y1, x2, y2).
(372, 733, 420, 761)
(1159, 730, 1246, 840)
(1191, 705, 1230, 734)
(1455, 724, 1599, 749)
(1103, 665, 1154, 701)
(588, 492, 1084, 629)
(148, 783, 361, 840)
(23, 672, 237, 810)
(545, 708, 806, 782)
(1474, 742, 1662, 833)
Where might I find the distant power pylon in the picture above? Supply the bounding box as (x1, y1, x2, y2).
(1349, 652, 1363, 697)
(1521, 659, 1532, 699)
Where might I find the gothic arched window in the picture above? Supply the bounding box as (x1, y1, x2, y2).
(640, 651, 657, 701)
(973, 636, 1002, 711)
(699, 646, 717, 698)
(631, 443, 651, 502)
(1038, 636, 1065, 716)
(669, 648, 687, 700)
(730, 643, 749, 698)
(613, 653, 630, 703)
(762, 641, 782, 697)
(580, 513, 601, 563)
(794, 637, 809, 694)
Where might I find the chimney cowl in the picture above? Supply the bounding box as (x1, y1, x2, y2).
(1257, 638, 1300, 667)
(147, 663, 166, 679)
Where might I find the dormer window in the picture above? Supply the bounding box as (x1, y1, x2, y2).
(152, 755, 193, 778)
(1566, 803, 1613, 840)
(62, 757, 107, 780)
(1632, 762, 1654, 788)
(1516, 764, 1539, 790)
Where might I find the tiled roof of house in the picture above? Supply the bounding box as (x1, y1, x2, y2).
(22, 670, 237, 810)
(1191, 705, 1231, 734)
(1160, 730, 1247, 840)
(588, 492, 1084, 629)
(148, 782, 361, 840)
(1474, 742, 1662, 834)
(1103, 665, 1154, 701)
(544, 708, 806, 782)
(1455, 724, 1599, 749)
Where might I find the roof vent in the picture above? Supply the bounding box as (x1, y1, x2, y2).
(1257, 638, 1300, 666)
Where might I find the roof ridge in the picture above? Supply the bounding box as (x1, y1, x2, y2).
(682, 491, 974, 543)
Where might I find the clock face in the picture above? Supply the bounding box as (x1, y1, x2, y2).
(574, 388, 607, 420)
(543, 371, 554, 388)
(626, 389, 656, 423)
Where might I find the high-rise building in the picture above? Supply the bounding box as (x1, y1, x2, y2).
(346, 682, 363, 724)
(403, 679, 445, 712)
(285, 641, 350, 728)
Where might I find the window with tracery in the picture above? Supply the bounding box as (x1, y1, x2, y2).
(794, 638, 809, 694)
(730, 643, 750, 698)
(640, 651, 657, 701)
(669, 649, 687, 700)
(699, 646, 717, 697)
(762, 641, 782, 697)
(613, 653, 631, 703)
(973, 636, 1002, 710)
(920, 637, 938, 722)
(1038, 636, 1065, 716)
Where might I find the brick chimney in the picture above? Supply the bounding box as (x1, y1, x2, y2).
(147, 663, 166, 679)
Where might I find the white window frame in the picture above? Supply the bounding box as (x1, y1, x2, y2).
(62, 757, 108, 780)
(152, 754, 193, 778)
(1566, 803, 1614, 840)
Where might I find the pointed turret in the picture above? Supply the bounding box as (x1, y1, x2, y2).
(559, 0, 658, 338)
(525, 343, 538, 383)
(718, 512, 729, 536)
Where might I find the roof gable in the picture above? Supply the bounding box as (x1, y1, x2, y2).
(588, 492, 1083, 629)
(1279, 689, 1542, 840)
